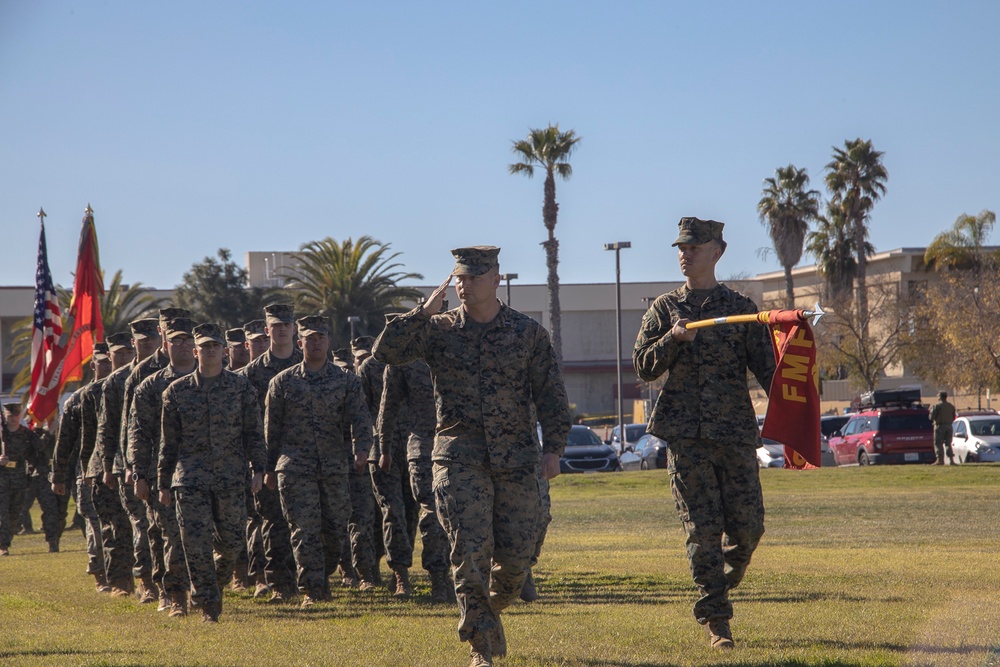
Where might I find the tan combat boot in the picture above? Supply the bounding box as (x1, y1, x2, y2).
(137, 576, 157, 604)
(429, 570, 451, 602)
(391, 567, 412, 598)
(706, 618, 734, 648)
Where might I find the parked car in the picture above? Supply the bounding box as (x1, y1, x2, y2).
(820, 415, 850, 467)
(756, 438, 785, 468)
(560, 424, 621, 473)
(951, 413, 1000, 463)
(632, 433, 668, 470)
(608, 423, 647, 453)
(828, 389, 934, 465)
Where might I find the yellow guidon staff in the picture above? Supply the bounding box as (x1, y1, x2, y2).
(683, 303, 825, 330)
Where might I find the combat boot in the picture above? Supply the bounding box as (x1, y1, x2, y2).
(519, 569, 538, 602)
(0, 548, 8, 557)
(429, 570, 451, 602)
(93, 572, 112, 594)
(201, 601, 220, 623)
(391, 567, 412, 598)
(469, 634, 493, 667)
(706, 618, 735, 649)
(487, 617, 507, 657)
(109, 579, 133, 598)
(168, 592, 188, 618)
(137, 576, 157, 604)
(157, 592, 170, 611)
(47, 540, 59, 553)
(253, 582, 271, 599)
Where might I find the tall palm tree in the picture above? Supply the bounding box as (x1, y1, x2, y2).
(283, 236, 424, 348)
(6, 270, 163, 394)
(509, 124, 581, 363)
(806, 202, 874, 303)
(924, 209, 999, 275)
(825, 138, 888, 326)
(757, 164, 821, 308)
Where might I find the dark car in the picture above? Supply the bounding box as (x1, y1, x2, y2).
(632, 433, 668, 470)
(560, 424, 621, 473)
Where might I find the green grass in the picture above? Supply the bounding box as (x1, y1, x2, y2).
(3, 465, 999, 666)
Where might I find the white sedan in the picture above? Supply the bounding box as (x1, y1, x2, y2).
(951, 415, 1000, 463)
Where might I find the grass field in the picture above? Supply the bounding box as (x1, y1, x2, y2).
(2, 465, 999, 666)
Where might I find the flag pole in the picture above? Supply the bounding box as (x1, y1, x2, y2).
(683, 303, 825, 330)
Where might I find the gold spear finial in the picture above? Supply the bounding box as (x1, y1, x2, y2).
(85, 203, 93, 215)
(37, 207, 46, 220)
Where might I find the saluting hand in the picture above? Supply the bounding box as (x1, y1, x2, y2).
(422, 275, 452, 317)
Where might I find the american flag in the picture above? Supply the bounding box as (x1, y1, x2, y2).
(29, 214, 63, 404)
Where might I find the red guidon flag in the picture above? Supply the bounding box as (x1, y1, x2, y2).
(28, 207, 104, 424)
(759, 309, 821, 469)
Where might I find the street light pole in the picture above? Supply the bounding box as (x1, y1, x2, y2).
(499, 273, 518, 306)
(604, 242, 631, 453)
(347, 316, 361, 341)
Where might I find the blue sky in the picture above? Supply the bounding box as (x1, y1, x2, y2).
(2, 1, 997, 290)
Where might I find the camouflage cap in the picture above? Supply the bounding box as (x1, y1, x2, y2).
(93, 342, 110, 360)
(164, 317, 197, 340)
(106, 332, 135, 351)
(193, 323, 225, 346)
(296, 315, 331, 337)
(225, 328, 246, 344)
(2, 401, 22, 415)
(158, 307, 193, 325)
(671, 217, 725, 248)
(129, 318, 160, 340)
(243, 319, 268, 340)
(263, 303, 295, 324)
(332, 348, 353, 369)
(451, 246, 500, 276)
(350, 336, 374, 356)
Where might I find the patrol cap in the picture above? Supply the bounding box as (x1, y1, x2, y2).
(158, 307, 192, 326)
(351, 336, 374, 357)
(2, 401, 22, 414)
(129, 318, 160, 340)
(106, 332, 135, 351)
(164, 317, 197, 340)
(193, 323, 225, 346)
(332, 348, 353, 369)
(263, 303, 295, 324)
(243, 319, 268, 340)
(296, 315, 331, 337)
(225, 328, 246, 344)
(93, 342, 110, 360)
(451, 246, 500, 276)
(671, 217, 726, 251)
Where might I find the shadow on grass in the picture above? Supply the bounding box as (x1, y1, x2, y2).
(0, 648, 140, 661)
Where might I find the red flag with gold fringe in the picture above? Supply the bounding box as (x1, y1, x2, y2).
(759, 310, 821, 469)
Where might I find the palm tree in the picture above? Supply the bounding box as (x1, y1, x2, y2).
(283, 236, 424, 348)
(757, 164, 821, 308)
(825, 138, 888, 325)
(924, 210, 999, 275)
(806, 202, 874, 303)
(509, 124, 581, 363)
(6, 270, 163, 394)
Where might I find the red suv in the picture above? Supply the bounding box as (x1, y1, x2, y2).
(829, 389, 935, 465)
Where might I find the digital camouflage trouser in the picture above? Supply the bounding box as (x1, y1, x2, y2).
(407, 455, 450, 574)
(76, 476, 104, 575)
(254, 485, 296, 594)
(933, 425, 955, 462)
(0, 471, 27, 550)
(667, 438, 764, 623)
(434, 461, 541, 644)
(117, 474, 154, 580)
(347, 465, 379, 581)
(147, 480, 189, 595)
(370, 460, 413, 570)
(174, 485, 246, 611)
(92, 480, 134, 584)
(278, 471, 350, 597)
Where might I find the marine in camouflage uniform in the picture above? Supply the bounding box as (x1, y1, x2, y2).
(358, 340, 415, 597)
(120, 308, 190, 604)
(239, 303, 300, 601)
(929, 391, 957, 465)
(158, 323, 266, 623)
(374, 246, 571, 666)
(127, 317, 197, 615)
(25, 421, 63, 552)
(633, 217, 775, 649)
(226, 327, 250, 371)
(1, 403, 44, 556)
(240, 318, 270, 591)
(265, 315, 373, 606)
(379, 358, 454, 601)
(52, 343, 113, 589)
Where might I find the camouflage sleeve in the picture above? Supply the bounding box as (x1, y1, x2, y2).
(119, 375, 138, 469)
(528, 325, 572, 457)
(158, 388, 181, 490)
(242, 382, 266, 477)
(264, 376, 285, 473)
(345, 374, 374, 459)
(633, 299, 682, 382)
(372, 306, 431, 366)
(80, 390, 100, 477)
(744, 302, 776, 396)
(97, 382, 121, 474)
(127, 380, 155, 477)
(377, 365, 404, 458)
(52, 393, 82, 485)
(25, 429, 45, 472)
